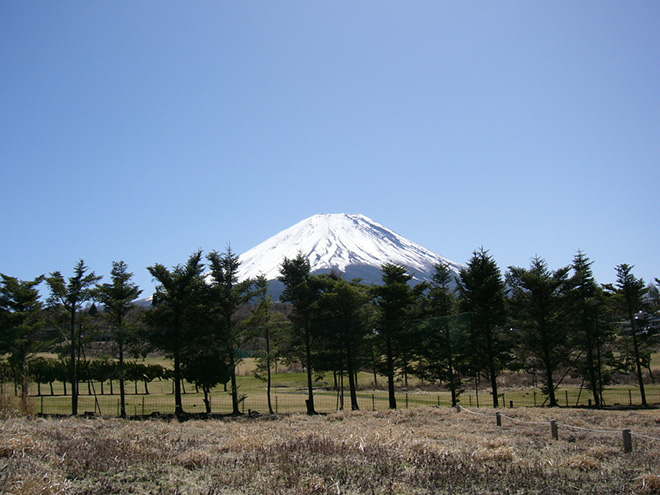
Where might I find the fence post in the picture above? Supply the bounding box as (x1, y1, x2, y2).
(275, 395, 278, 414)
(496, 412, 502, 427)
(406, 393, 409, 409)
(372, 394, 375, 411)
(565, 391, 569, 407)
(509, 400, 513, 408)
(551, 420, 558, 440)
(629, 390, 632, 406)
(622, 429, 632, 453)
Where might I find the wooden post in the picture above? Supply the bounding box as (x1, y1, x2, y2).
(496, 412, 502, 427)
(509, 400, 513, 408)
(551, 420, 558, 440)
(629, 390, 632, 406)
(372, 394, 375, 411)
(565, 390, 569, 407)
(622, 429, 632, 453)
(533, 391, 537, 407)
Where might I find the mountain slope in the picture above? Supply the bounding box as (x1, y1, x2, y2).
(237, 213, 464, 287)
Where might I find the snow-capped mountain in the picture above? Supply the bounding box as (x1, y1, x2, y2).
(237, 213, 464, 290)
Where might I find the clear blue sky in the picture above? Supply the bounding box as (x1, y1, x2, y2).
(2, 2, 659, 297)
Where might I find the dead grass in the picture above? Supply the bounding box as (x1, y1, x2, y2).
(0, 407, 659, 494)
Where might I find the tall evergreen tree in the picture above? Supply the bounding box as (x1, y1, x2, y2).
(507, 256, 571, 407)
(0, 274, 45, 408)
(567, 251, 610, 407)
(422, 262, 464, 406)
(249, 274, 287, 415)
(207, 247, 256, 416)
(457, 247, 508, 408)
(279, 253, 320, 415)
(146, 251, 206, 417)
(46, 260, 101, 415)
(372, 263, 417, 409)
(94, 261, 142, 417)
(606, 264, 650, 406)
(315, 274, 371, 410)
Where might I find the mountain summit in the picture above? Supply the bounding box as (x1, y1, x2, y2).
(237, 214, 464, 288)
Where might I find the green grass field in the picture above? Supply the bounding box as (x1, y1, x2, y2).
(17, 356, 660, 416)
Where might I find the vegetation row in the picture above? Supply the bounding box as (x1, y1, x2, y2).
(1, 247, 659, 418)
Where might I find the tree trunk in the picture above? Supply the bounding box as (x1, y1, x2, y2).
(265, 325, 274, 415)
(173, 350, 184, 416)
(229, 350, 240, 416)
(70, 310, 78, 415)
(304, 325, 316, 415)
(386, 334, 397, 409)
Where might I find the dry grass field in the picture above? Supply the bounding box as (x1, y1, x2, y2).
(1, 403, 660, 494)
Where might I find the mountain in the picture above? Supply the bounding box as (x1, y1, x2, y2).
(237, 213, 465, 296)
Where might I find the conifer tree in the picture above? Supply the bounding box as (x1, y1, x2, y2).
(0, 273, 45, 409)
(315, 274, 371, 410)
(249, 274, 286, 414)
(207, 247, 256, 416)
(279, 253, 320, 414)
(457, 248, 508, 408)
(567, 251, 611, 407)
(606, 264, 650, 406)
(423, 262, 464, 406)
(146, 251, 206, 417)
(95, 261, 142, 417)
(507, 256, 571, 407)
(373, 263, 417, 409)
(46, 260, 101, 415)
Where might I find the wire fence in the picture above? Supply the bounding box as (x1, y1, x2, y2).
(24, 384, 660, 417)
(457, 405, 660, 453)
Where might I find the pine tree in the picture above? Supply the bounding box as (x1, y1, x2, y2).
(249, 274, 287, 415)
(457, 248, 508, 408)
(94, 261, 142, 417)
(507, 256, 571, 407)
(279, 253, 319, 415)
(0, 273, 45, 409)
(46, 260, 101, 416)
(207, 247, 256, 416)
(373, 263, 417, 409)
(567, 251, 610, 407)
(146, 251, 206, 417)
(606, 264, 650, 406)
(423, 262, 464, 406)
(315, 274, 371, 410)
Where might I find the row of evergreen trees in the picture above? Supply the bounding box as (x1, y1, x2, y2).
(1, 247, 659, 417)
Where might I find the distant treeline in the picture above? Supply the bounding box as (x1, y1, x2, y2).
(1, 247, 659, 417)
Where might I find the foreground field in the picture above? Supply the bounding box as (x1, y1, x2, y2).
(1, 407, 660, 494)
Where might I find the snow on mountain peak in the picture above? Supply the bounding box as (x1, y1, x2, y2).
(236, 213, 464, 283)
